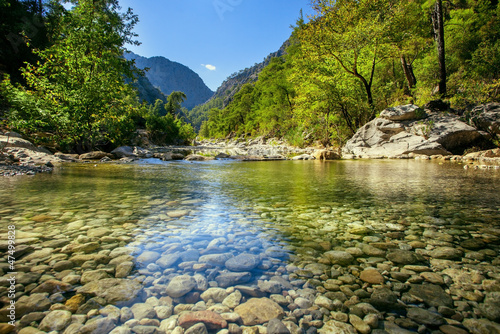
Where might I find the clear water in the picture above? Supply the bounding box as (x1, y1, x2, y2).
(1, 159, 499, 330)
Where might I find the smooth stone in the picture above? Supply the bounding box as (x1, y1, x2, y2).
(430, 247, 463, 260)
(130, 325, 160, 334)
(115, 261, 134, 278)
(131, 303, 156, 321)
(360, 268, 384, 284)
(439, 325, 469, 334)
(136, 251, 161, 265)
(323, 251, 354, 266)
(200, 288, 229, 303)
(386, 250, 424, 265)
(81, 270, 111, 285)
(406, 284, 453, 308)
(222, 290, 242, 309)
(318, 320, 356, 334)
(314, 296, 334, 311)
(156, 253, 181, 268)
(225, 253, 260, 272)
(463, 318, 500, 334)
(258, 280, 282, 294)
(216, 272, 252, 288)
(234, 298, 284, 326)
(267, 318, 291, 334)
(166, 210, 190, 218)
(406, 307, 445, 326)
(199, 253, 233, 266)
(166, 275, 197, 298)
(178, 310, 228, 330)
(22, 248, 54, 262)
(155, 305, 174, 319)
(16, 293, 51, 314)
(38, 310, 72, 332)
(184, 323, 208, 334)
(109, 326, 132, 334)
(349, 314, 371, 334)
(78, 317, 116, 334)
(370, 287, 401, 311)
(382, 321, 415, 334)
(18, 327, 44, 334)
(87, 227, 111, 238)
(77, 278, 143, 305)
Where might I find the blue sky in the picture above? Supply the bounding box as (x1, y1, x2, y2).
(117, 0, 314, 91)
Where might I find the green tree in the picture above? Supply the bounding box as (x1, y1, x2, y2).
(165, 91, 187, 116)
(18, 0, 140, 151)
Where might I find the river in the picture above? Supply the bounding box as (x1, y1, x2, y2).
(1, 159, 499, 333)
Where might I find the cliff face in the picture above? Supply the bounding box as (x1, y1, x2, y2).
(210, 40, 289, 108)
(125, 52, 214, 109)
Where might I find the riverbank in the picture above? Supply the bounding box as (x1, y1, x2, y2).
(2, 131, 500, 176)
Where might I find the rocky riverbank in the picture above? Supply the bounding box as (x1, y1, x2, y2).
(1, 102, 500, 176)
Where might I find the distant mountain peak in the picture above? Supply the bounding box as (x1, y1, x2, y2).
(125, 52, 214, 109)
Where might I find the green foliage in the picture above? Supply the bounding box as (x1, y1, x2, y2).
(197, 0, 500, 146)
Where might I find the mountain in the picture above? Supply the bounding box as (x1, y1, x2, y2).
(188, 40, 289, 130)
(125, 52, 214, 110)
(130, 72, 167, 105)
(212, 40, 289, 108)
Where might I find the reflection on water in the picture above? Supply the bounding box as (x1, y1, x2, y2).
(1, 160, 499, 333)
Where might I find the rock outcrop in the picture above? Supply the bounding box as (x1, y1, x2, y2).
(342, 104, 485, 158)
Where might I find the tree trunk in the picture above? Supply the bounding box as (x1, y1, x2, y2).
(400, 54, 417, 92)
(433, 0, 446, 96)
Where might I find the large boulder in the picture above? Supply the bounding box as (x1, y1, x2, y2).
(342, 104, 483, 158)
(467, 103, 500, 136)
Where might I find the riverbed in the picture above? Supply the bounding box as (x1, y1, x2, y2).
(0, 159, 499, 333)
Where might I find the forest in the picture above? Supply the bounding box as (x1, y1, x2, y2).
(1, 0, 499, 152)
(199, 0, 500, 147)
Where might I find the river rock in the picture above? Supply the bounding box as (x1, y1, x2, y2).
(480, 292, 500, 322)
(178, 310, 228, 330)
(467, 102, 500, 136)
(77, 278, 143, 305)
(200, 288, 229, 303)
(136, 251, 161, 265)
(156, 253, 181, 268)
(111, 146, 138, 158)
(131, 303, 156, 321)
(225, 253, 260, 271)
(386, 250, 424, 265)
(199, 253, 233, 266)
(216, 272, 252, 288)
(81, 269, 111, 285)
(79, 151, 112, 160)
(267, 318, 291, 334)
(319, 320, 356, 334)
(31, 279, 72, 294)
(406, 307, 445, 326)
(38, 310, 72, 332)
(323, 251, 354, 266)
(463, 318, 500, 334)
(78, 317, 116, 334)
(165, 275, 197, 298)
(370, 287, 401, 311)
(360, 268, 384, 284)
(234, 298, 284, 326)
(406, 284, 453, 308)
(430, 247, 463, 260)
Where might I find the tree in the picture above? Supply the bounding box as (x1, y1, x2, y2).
(433, 0, 447, 96)
(20, 0, 140, 151)
(165, 91, 187, 116)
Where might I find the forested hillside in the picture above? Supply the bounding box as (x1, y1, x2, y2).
(187, 41, 289, 131)
(198, 1, 500, 148)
